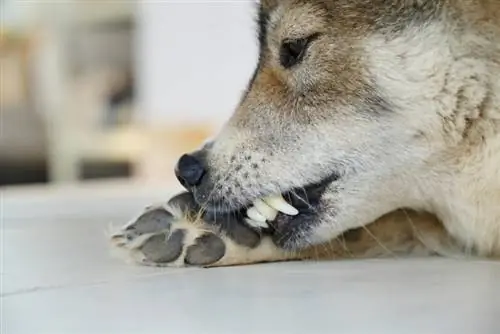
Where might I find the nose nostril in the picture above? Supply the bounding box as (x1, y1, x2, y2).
(175, 172, 190, 190)
(176, 154, 206, 188)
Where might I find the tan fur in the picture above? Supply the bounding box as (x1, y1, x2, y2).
(211, 210, 456, 267)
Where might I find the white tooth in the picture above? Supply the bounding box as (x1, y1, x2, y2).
(246, 206, 267, 223)
(253, 198, 278, 221)
(263, 195, 299, 216)
(245, 218, 268, 229)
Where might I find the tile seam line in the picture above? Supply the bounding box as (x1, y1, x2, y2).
(1, 270, 196, 298)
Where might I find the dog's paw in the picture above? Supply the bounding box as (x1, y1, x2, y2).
(109, 191, 299, 267)
(110, 205, 295, 267)
(110, 205, 233, 266)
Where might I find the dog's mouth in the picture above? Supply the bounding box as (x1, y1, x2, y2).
(202, 173, 339, 230)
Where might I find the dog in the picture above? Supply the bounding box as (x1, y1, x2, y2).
(111, 0, 500, 267)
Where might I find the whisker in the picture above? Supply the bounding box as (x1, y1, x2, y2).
(360, 224, 394, 257)
(289, 188, 313, 210)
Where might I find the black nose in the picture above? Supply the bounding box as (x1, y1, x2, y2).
(175, 154, 206, 188)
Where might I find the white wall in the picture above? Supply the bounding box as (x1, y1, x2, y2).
(136, 1, 258, 127)
(1, 0, 36, 30)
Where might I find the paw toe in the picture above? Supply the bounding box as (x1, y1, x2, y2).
(203, 211, 262, 248)
(167, 191, 199, 213)
(225, 223, 261, 248)
(140, 229, 185, 263)
(128, 207, 174, 234)
(184, 233, 226, 266)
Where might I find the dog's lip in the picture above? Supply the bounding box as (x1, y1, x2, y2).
(285, 172, 340, 210)
(202, 172, 340, 216)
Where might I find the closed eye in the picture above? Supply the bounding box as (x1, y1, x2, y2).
(279, 33, 321, 69)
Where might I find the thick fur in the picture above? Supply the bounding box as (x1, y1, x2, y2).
(112, 0, 500, 267)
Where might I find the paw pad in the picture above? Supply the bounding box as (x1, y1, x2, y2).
(126, 207, 174, 234)
(140, 230, 185, 263)
(185, 233, 226, 266)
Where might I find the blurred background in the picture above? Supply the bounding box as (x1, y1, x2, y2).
(1, 0, 257, 187)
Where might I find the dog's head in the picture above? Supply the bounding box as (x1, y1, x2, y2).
(175, 0, 498, 249)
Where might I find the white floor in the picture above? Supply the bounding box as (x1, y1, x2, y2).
(2, 181, 500, 334)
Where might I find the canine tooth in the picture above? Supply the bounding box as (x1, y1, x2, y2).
(246, 206, 267, 223)
(245, 218, 268, 229)
(253, 198, 278, 221)
(263, 195, 299, 216)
